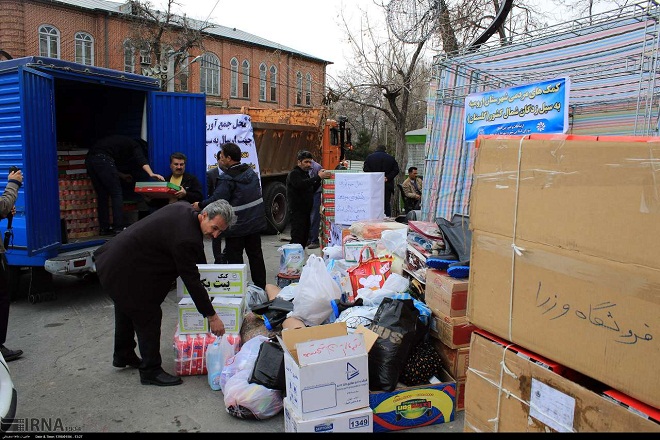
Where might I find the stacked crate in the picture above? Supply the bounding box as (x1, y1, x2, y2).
(57, 148, 98, 240)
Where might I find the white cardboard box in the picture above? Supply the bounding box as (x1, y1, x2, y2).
(177, 264, 246, 298)
(279, 322, 377, 421)
(177, 296, 245, 334)
(283, 397, 373, 433)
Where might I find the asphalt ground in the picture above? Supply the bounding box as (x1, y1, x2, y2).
(4, 226, 465, 434)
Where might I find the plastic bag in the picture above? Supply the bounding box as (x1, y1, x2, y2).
(380, 228, 408, 259)
(248, 337, 285, 391)
(356, 272, 409, 307)
(290, 254, 342, 326)
(368, 297, 423, 392)
(223, 369, 284, 420)
(220, 335, 268, 393)
(206, 333, 240, 391)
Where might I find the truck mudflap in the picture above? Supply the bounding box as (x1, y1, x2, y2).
(44, 246, 101, 276)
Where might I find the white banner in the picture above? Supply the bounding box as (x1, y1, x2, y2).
(334, 172, 384, 224)
(205, 114, 261, 178)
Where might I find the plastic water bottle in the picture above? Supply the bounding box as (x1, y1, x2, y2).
(206, 337, 224, 391)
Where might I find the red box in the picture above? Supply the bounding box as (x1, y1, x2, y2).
(425, 269, 468, 317)
(430, 310, 476, 349)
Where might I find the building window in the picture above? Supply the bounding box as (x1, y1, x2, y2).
(38, 25, 60, 58)
(140, 48, 151, 66)
(123, 40, 135, 73)
(200, 53, 220, 95)
(74, 32, 94, 66)
(241, 60, 250, 98)
(305, 72, 312, 106)
(296, 71, 303, 105)
(259, 63, 267, 101)
(176, 53, 190, 92)
(269, 65, 277, 102)
(230, 57, 238, 98)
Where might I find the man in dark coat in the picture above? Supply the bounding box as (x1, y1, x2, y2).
(286, 150, 331, 248)
(147, 152, 203, 211)
(94, 200, 234, 386)
(86, 135, 164, 235)
(194, 142, 268, 289)
(363, 144, 400, 217)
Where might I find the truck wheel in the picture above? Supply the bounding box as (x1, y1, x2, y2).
(263, 182, 289, 235)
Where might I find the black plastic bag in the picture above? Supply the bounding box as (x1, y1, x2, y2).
(368, 298, 422, 392)
(248, 337, 286, 392)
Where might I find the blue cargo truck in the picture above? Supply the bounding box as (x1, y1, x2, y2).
(0, 56, 206, 301)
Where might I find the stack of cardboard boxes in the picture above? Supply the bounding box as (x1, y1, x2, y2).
(173, 264, 247, 376)
(464, 135, 660, 432)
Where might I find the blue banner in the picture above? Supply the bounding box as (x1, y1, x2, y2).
(464, 77, 570, 142)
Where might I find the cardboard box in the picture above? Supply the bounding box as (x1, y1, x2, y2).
(283, 397, 373, 433)
(432, 340, 469, 380)
(279, 322, 378, 420)
(369, 370, 456, 432)
(425, 269, 469, 317)
(177, 296, 245, 334)
(177, 264, 246, 297)
(468, 136, 660, 408)
(429, 310, 476, 349)
(464, 332, 660, 432)
(404, 243, 428, 283)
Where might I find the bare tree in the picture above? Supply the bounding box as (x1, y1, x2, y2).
(125, 0, 214, 91)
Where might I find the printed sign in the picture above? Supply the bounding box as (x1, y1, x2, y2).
(205, 114, 261, 178)
(464, 77, 570, 141)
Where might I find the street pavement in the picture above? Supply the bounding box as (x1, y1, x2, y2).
(5, 227, 465, 433)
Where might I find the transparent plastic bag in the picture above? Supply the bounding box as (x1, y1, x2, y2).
(290, 254, 342, 326)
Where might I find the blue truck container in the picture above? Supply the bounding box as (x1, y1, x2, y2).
(0, 56, 206, 300)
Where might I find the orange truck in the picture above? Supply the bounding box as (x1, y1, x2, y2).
(236, 107, 351, 233)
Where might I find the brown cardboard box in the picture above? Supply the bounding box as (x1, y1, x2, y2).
(425, 269, 469, 317)
(468, 135, 660, 408)
(432, 339, 469, 380)
(464, 332, 660, 432)
(429, 309, 476, 349)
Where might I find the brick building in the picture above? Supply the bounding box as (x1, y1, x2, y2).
(0, 0, 331, 114)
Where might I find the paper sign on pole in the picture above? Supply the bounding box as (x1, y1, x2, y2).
(334, 172, 384, 224)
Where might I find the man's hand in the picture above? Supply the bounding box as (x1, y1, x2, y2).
(175, 188, 187, 199)
(151, 173, 165, 182)
(208, 314, 225, 336)
(191, 202, 201, 211)
(8, 170, 23, 184)
(118, 172, 133, 183)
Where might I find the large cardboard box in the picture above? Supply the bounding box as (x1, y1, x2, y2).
(425, 269, 469, 317)
(368, 370, 456, 432)
(468, 135, 660, 408)
(279, 322, 377, 420)
(464, 332, 660, 432)
(283, 397, 373, 433)
(177, 264, 246, 297)
(429, 310, 476, 349)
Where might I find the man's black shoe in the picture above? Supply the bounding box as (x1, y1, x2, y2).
(112, 354, 142, 368)
(0, 345, 23, 362)
(140, 371, 182, 386)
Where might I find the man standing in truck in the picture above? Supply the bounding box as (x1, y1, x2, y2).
(86, 135, 165, 236)
(146, 152, 203, 211)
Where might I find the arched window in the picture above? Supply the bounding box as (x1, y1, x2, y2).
(269, 65, 277, 102)
(74, 32, 94, 65)
(295, 72, 303, 105)
(259, 63, 267, 101)
(230, 57, 239, 98)
(241, 60, 250, 98)
(305, 73, 312, 106)
(123, 40, 135, 73)
(38, 25, 60, 58)
(200, 53, 220, 95)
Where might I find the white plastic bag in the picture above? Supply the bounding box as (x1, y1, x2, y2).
(290, 254, 342, 326)
(223, 369, 284, 420)
(357, 272, 410, 307)
(220, 335, 268, 393)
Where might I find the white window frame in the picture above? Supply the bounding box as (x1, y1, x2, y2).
(269, 65, 277, 102)
(296, 71, 303, 105)
(200, 53, 220, 96)
(241, 60, 250, 98)
(123, 40, 135, 73)
(38, 25, 60, 58)
(74, 32, 94, 66)
(230, 57, 239, 98)
(259, 63, 267, 101)
(305, 72, 312, 106)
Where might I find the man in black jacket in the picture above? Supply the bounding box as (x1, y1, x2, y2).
(194, 143, 268, 289)
(205, 160, 223, 263)
(363, 145, 400, 217)
(146, 152, 203, 211)
(94, 200, 234, 387)
(286, 150, 331, 248)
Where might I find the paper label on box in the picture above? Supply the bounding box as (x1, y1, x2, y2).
(297, 333, 366, 366)
(529, 378, 575, 433)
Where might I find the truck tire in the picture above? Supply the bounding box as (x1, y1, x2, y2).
(263, 181, 289, 234)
